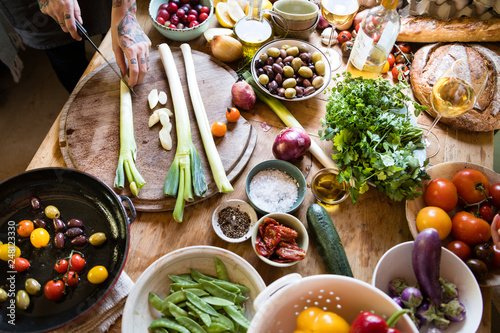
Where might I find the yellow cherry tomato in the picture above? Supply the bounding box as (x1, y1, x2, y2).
(30, 228, 50, 248)
(17, 220, 35, 237)
(0, 243, 21, 261)
(381, 60, 390, 74)
(87, 266, 108, 284)
(211, 121, 227, 137)
(416, 206, 452, 240)
(294, 307, 350, 333)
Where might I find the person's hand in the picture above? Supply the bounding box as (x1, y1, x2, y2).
(111, 3, 151, 87)
(37, 0, 82, 41)
(492, 214, 500, 247)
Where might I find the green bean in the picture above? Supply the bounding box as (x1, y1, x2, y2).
(167, 301, 188, 318)
(204, 322, 230, 333)
(149, 292, 164, 311)
(185, 290, 219, 316)
(176, 316, 207, 333)
(201, 296, 234, 306)
(149, 318, 190, 333)
(200, 279, 237, 303)
(214, 258, 229, 281)
(211, 313, 235, 332)
(186, 301, 211, 327)
(223, 305, 250, 330)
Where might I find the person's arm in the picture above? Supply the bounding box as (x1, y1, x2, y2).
(37, 0, 82, 41)
(492, 215, 500, 247)
(111, 0, 151, 87)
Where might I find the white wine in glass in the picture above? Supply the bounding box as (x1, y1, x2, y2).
(424, 58, 488, 158)
(320, 0, 358, 71)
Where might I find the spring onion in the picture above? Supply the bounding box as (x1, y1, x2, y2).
(158, 43, 207, 222)
(114, 80, 146, 196)
(242, 71, 339, 173)
(180, 43, 233, 193)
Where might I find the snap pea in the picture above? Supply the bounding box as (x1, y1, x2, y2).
(223, 305, 250, 330)
(186, 301, 212, 327)
(170, 282, 203, 291)
(190, 268, 218, 283)
(176, 316, 207, 333)
(149, 292, 164, 311)
(151, 328, 169, 333)
(204, 322, 230, 333)
(212, 280, 240, 293)
(185, 290, 219, 316)
(214, 258, 229, 281)
(191, 268, 249, 293)
(202, 296, 234, 306)
(169, 274, 196, 283)
(149, 318, 190, 333)
(211, 314, 235, 332)
(167, 301, 188, 318)
(200, 279, 238, 303)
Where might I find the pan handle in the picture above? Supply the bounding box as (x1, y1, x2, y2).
(119, 195, 136, 224)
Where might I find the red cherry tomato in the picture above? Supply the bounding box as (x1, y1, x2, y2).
(489, 183, 500, 207)
(70, 254, 86, 272)
(446, 240, 472, 261)
(55, 259, 69, 273)
(480, 205, 494, 222)
(451, 211, 491, 246)
(64, 271, 79, 287)
(391, 64, 409, 81)
(491, 245, 500, 268)
(452, 169, 490, 205)
(424, 178, 458, 212)
(44, 279, 65, 301)
(387, 53, 396, 68)
(337, 31, 352, 44)
(355, 23, 360, 33)
(393, 42, 411, 54)
(13, 257, 30, 272)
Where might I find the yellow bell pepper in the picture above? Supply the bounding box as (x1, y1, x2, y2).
(294, 307, 350, 333)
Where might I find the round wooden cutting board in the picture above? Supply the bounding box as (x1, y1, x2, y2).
(59, 48, 256, 211)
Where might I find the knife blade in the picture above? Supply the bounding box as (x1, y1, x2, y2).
(75, 20, 137, 96)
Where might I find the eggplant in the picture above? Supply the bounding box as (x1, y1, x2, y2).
(442, 299, 466, 322)
(392, 296, 403, 308)
(401, 286, 423, 309)
(388, 277, 409, 297)
(439, 277, 458, 302)
(412, 228, 443, 306)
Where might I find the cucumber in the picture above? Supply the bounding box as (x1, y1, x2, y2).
(306, 203, 353, 277)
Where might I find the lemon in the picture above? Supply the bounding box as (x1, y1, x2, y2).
(216, 2, 236, 28)
(212, 0, 225, 9)
(227, 0, 246, 22)
(235, 0, 248, 11)
(245, 0, 272, 16)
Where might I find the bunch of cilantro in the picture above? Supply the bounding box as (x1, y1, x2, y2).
(319, 73, 429, 204)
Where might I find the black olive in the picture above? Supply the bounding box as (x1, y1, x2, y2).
(67, 218, 84, 228)
(65, 227, 84, 238)
(52, 218, 66, 232)
(54, 232, 65, 249)
(33, 218, 46, 229)
(71, 235, 88, 247)
(466, 258, 488, 281)
(30, 196, 41, 211)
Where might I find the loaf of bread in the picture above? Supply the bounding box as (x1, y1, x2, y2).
(410, 43, 500, 132)
(398, 16, 500, 43)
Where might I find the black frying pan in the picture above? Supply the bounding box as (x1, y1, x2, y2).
(0, 167, 135, 332)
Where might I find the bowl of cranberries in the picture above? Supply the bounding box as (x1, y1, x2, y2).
(149, 0, 213, 41)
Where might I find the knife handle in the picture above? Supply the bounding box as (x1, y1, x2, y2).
(75, 20, 87, 37)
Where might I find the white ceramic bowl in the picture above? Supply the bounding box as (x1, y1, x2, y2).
(248, 274, 417, 333)
(373, 241, 483, 333)
(273, 0, 319, 22)
(122, 246, 266, 333)
(212, 199, 258, 243)
(149, 0, 214, 42)
(251, 212, 309, 267)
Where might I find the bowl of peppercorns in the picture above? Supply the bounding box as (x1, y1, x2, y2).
(149, 0, 213, 42)
(212, 199, 258, 243)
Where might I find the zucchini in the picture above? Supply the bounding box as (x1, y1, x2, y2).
(306, 203, 353, 277)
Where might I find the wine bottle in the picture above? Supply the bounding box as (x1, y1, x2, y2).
(346, 0, 400, 79)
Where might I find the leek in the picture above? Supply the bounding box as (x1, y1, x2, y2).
(114, 80, 146, 196)
(180, 43, 233, 193)
(158, 43, 207, 222)
(242, 71, 339, 173)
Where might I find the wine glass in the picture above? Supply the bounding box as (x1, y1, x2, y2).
(423, 58, 489, 158)
(320, 0, 358, 71)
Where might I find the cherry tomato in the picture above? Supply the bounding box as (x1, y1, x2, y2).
(17, 220, 34, 237)
(393, 42, 411, 54)
(296, 307, 350, 333)
(474, 243, 495, 264)
(225, 107, 240, 122)
(391, 64, 409, 81)
(44, 279, 65, 301)
(446, 240, 472, 261)
(12, 257, 30, 272)
(341, 40, 354, 58)
(30, 228, 50, 248)
(451, 211, 491, 245)
(64, 271, 79, 287)
(337, 30, 351, 44)
(211, 121, 227, 137)
(480, 205, 494, 222)
(452, 169, 490, 205)
(355, 22, 360, 33)
(416, 206, 452, 240)
(70, 253, 86, 272)
(424, 178, 458, 212)
(387, 53, 396, 68)
(466, 258, 488, 281)
(489, 183, 500, 207)
(0, 243, 21, 261)
(87, 266, 109, 284)
(54, 259, 69, 274)
(491, 245, 500, 268)
(381, 61, 390, 74)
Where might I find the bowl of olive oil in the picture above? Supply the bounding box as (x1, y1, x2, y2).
(311, 168, 349, 205)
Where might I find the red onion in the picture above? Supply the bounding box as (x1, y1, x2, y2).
(317, 15, 330, 30)
(272, 127, 311, 161)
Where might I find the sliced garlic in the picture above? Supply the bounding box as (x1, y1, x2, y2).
(148, 89, 159, 109)
(152, 108, 173, 150)
(158, 91, 168, 105)
(148, 112, 160, 127)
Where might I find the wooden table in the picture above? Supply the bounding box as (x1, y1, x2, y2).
(27, 2, 496, 332)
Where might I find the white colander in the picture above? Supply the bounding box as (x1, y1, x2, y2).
(248, 274, 418, 333)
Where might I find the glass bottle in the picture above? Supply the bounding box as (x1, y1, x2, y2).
(346, 0, 400, 79)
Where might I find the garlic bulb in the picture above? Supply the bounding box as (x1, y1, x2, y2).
(210, 35, 243, 63)
(321, 28, 338, 46)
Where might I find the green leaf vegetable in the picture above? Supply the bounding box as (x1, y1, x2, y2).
(114, 80, 146, 196)
(159, 43, 207, 222)
(320, 73, 429, 204)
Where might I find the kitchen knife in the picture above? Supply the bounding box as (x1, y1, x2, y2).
(75, 20, 137, 96)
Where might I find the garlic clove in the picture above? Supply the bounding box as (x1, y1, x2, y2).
(148, 89, 159, 109)
(321, 28, 338, 46)
(158, 91, 168, 105)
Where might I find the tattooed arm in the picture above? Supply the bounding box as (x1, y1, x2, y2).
(37, 0, 82, 41)
(111, 0, 151, 87)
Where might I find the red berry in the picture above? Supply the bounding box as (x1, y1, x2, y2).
(168, 24, 177, 29)
(156, 16, 165, 25)
(198, 12, 208, 23)
(170, 14, 180, 25)
(187, 14, 197, 23)
(157, 9, 170, 20)
(177, 22, 185, 29)
(200, 6, 210, 14)
(166, 2, 178, 14)
(176, 8, 185, 18)
(181, 0, 189, 3)
(188, 9, 198, 17)
(159, 3, 169, 11)
(189, 21, 199, 28)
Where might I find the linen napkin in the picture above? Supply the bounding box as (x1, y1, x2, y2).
(56, 271, 134, 333)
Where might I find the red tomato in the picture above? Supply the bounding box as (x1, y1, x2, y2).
(337, 31, 351, 44)
(70, 254, 86, 272)
(355, 23, 360, 33)
(489, 183, 500, 207)
(424, 178, 458, 212)
(13, 257, 30, 272)
(387, 53, 396, 68)
(44, 279, 65, 301)
(391, 64, 409, 81)
(393, 42, 411, 54)
(452, 169, 490, 205)
(446, 240, 472, 261)
(480, 205, 494, 222)
(491, 245, 500, 268)
(55, 259, 69, 273)
(451, 211, 491, 245)
(64, 271, 79, 286)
